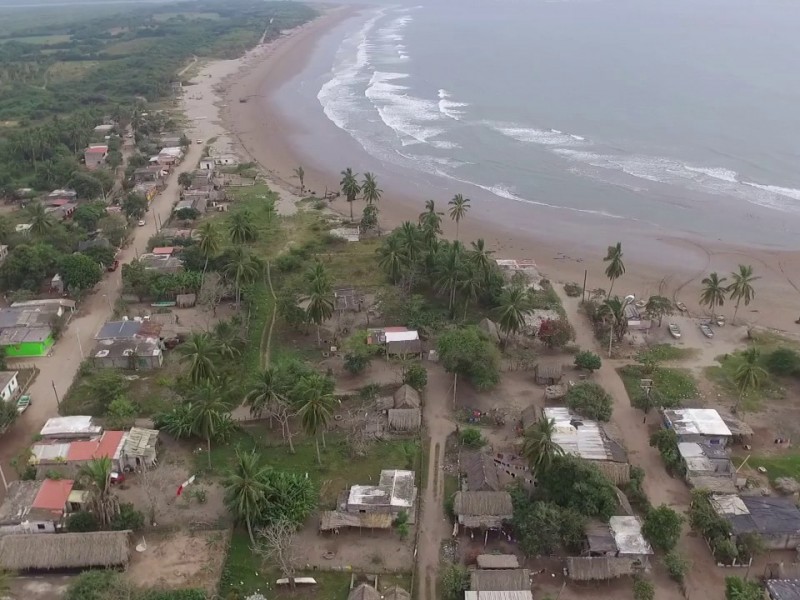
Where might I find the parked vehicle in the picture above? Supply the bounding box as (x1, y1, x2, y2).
(700, 323, 714, 338)
(106, 259, 120, 272)
(676, 302, 688, 312)
(715, 315, 725, 327)
(138, 219, 146, 227)
(668, 323, 681, 339)
(16, 395, 31, 414)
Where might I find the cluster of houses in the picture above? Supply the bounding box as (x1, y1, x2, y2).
(175, 168, 223, 215)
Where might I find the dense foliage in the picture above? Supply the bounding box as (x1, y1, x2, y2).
(534, 455, 617, 520)
(642, 504, 683, 552)
(511, 488, 586, 556)
(565, 382, 613, 421)
(437, 326, 501, 390)
(574, 350, 601, 372)
(66, 571, 206, 600)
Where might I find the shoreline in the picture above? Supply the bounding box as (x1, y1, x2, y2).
(196, 8, 800, 335)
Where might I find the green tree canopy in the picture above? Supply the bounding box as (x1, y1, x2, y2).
(535, 455, 617, 520)
(437, 326, 500, 390)
(60, 253, 102, 292)
(565, 382, 613, 421)
(642, 504, 684, 552)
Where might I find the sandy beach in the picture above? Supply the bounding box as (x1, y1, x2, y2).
(185, 7, 800, 335)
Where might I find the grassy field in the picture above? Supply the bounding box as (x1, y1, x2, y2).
(103, 38, 158, 56)
(153, 12, 222, 22)
(618, 364, 698, 407)
(46, 60, 100, 83)
(736, 454, 800, 484)
(5, 34, 72, 44)
(705, 348, 787, 411)
(638, 344, 698, 362)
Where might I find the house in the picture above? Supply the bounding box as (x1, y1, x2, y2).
(624, 304, 652, 331)
(46, 202, 77, 221)
(46, 189, 77, 203)
(199, 158, 215, 171)
(543, 407, 630, 484)
(96, 318, 162, 341)
(0, 327, 53, 358)
(461, 451, 501, 492)
(453, 491, 513, 531)
(119, 427, 159, 470)
(318, 511, 392, 533)
(382, 586, 411, 600)
(152, 246, 175, 256)
(180, 190, 210, 213)
(159, 134, 183, 148)
(84, 145, 108, 170)
(345, 469, 416, 517)
(0, 479, 77, 534)
(0, 299, 75, 356)
(476, 554, 520, 569)
(662, 408, 732, 447)
(92, 337, 163, 370)
(133, 182, 159, 203)
(133, 166, 167, 185)
(385, 329, 422, 358)
(0, 371, 19, 403)
(77, 238, 112, 254)
(138, 253, 183, 273)
(158, 228, 196, 242)
(213, 154, 239, 166)
(348, 583, 380, 600)
(393, 385, 420, 409)
(470, 569, 531, 592)
(157, 147, 183, 166)
(567, 517, 653, 581)
(710, 494, 800, 550)
(40, 416, 101, 440)
(387, 408, 421, 432)
(30, 430, 126, 478)
(0, 530, 131, 571)
(678, 442, 737, 493)
(768, 580, 800, 600)
(535, 362, 563, 385)
(93, 124, 114, 136)
(190, 169, 214, 186)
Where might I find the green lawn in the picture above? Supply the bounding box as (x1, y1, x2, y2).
(705, 348, 787, 411)
(638, 344, 698, 362)
(736, 454, 800, 484)
(6, 34, 72, 44)
(618, 364, 698, 407)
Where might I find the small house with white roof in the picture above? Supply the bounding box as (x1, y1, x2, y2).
(345, 469, 416, 517)
(662, 408, 732, 447)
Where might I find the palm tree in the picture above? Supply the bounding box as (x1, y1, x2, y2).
(214, 320, 243, 360)
(190, 382, 232, 468)
(733, 346, 767, 412)
(494, 286, 532, 345)
(645, 295, 673, 327)
(305, 278, 334, 346)
(222, 246, 262, 309)
(228, 210, 257, 244)
(197, 221, 221, 280)
(469, 239, 495, 283)
(79, 457, 119, 528)
(293, 166, 305, 194)
(598, 296, 628, 356)
(27, 202, 54, 236)
(435, 241, 466, 313)
(728, 265, 759, 324)
(224, 448, 271, 545)
(362, 172, 382, 205)
(521, 418, 564, 474)
(294, 374, 336, 464)
(340, 168, 360, 221)
(245, 366, 295, 453)
(448, 194, 470, 240)
(178, 332, 220, 383)
(700, 272, 728, 319)
(398, 221, 423, 264)
(305, 260, 331, 288)
(418, 199, 442, 234)
(458, 264, 483, 320)
(376, 234, 408, 283)
(602, 242, 625, 297)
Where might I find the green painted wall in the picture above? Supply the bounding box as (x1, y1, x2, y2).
(3, 336, 54, 357)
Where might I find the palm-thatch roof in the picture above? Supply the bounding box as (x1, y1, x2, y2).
(470, 569, 531, 591)
(383, 586, 411, 600)
(348, 583, 381, 600)
(319, 511, 392, 531)
(386, 340, 422, 356)
(565, 556, 642, 581)
(476, 554, 520, 569)
(393, 384, 421, 408)
(454, 491, 512, 529)
(0, 530, 130, 571)
(388, 408, 421, 431)
(462, 451, 500, 491)
(535, 362, 562, 382)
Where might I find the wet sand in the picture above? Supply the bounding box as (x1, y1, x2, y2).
(190, 7, 800, 334)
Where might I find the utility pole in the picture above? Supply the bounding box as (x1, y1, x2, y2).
(582, 269, 588, 304)
(51, 380, 60, 408)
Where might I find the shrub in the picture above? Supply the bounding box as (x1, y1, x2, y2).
(565, 382, 613, 421)
(650, 429, 683, 475)
(725, 576, 763, 600)
(459, 427, 484, 448)
(624, 466, 651, 513)
(663, 550, 690, 583)
(403, 363, 428, 390)
(111, 503, 145, 531)
(574, 350, 601, 373)
(343, 352, 370, 375)
(536, 456, 617, 520)
(66, 571, 131, 600)
(767, 347, 800, 375)
(440, 563, 470, 600)
(642, 505, 684, 552)
(564, 282, 583, 297)
(67, 511, 99, 532)
(538, 317, 575, 349)
(633, 577, 655, 600)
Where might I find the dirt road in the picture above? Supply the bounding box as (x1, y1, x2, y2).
(415, 365, 456, 600)
(0, 140, 205, 489)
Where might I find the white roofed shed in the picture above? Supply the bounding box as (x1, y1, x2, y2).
(663, 408, 732, 446)
(40, 416, 101, 440)
(609, 516, 653, 557)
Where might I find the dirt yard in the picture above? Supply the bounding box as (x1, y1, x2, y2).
(126, 529, 230, 592)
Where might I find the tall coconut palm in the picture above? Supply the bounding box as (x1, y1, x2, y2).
(376, 234, 407, 283)
(197, 221, 221, 280)
(294, 374, 336, 464)
(418, 199, 443, 235)
(293, 166, 305, 194)
(189, 381, 232, 468)
(228, 210, 257, 245)
(733, 346, 767, 412)
(494, 285, 532, 345)
(469, 238, 495, 283)
(598, 296, 628, 356)
(305, 260, 332, 289)
(361, 172, 382, 205)
(521, 418, 564, 474)
(727, 264, 759, 324)
(458, 263, 484, 320)
(224, 448, 271, 545)
(645, 295, 673, 327)
(222, 246, 262, 309)
(340, 168, 360, 221)
(435, 241, 466, 313)
(305, 277, 334, 346)
(700, 272, 728, 319)
(79, 457, 119, 528)
(398, 221, 422, 265)
(245, 366, 296, 453)
(178, 332, 220, 383)
(603, 242, 625, 296)
(448, 193, 470, 240)
(27, 202, 54, 236)
(214, 319, 243, 360)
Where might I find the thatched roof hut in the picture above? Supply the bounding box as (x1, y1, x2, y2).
(470, 569, 531, 591)
(383, 586, 411, 600)
(386, 339, 423, 357)
(348, 583, 381, 600)
(0, 530, 130, 571)
(535, 362, 563, 385)
(565, 556, 643, 581)
(476, 554, 520, 569)
(319, 511, 392, 531)
(388, 408, 421, 432)
(461, 451, 500, 492)
(453, 491, 513, 529)
(393, 384, 421, 408)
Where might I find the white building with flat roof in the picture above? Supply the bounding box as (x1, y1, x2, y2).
(663, 408, 732, 446)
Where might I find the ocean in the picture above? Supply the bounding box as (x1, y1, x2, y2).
(271, 0, 800, 251)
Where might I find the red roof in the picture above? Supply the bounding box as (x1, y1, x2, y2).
(151, 246, 174, 255)
(32, 479, 74, 515)
(86, 145, 108, 154)
(67, 431, 125, 462)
